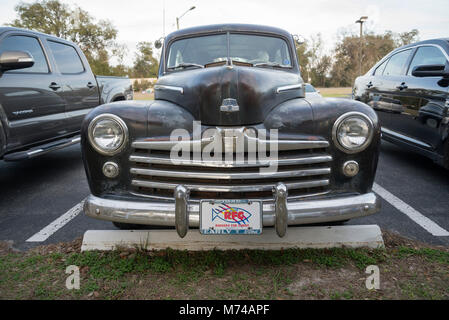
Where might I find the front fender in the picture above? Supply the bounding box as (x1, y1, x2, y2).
(310, 97, 380, 195)
(264, 96, 380, 195)
(81, 101, 153, 197)
(81, 99, 196, 197)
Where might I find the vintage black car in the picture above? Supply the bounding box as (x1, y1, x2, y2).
(353, 38, 449, 169)
(82, 24, 381, 238)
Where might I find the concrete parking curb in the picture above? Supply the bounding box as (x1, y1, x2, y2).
(81, 225, 384, 251)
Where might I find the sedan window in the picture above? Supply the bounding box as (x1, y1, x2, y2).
(373, 59, 388, 76)
(382, 49, 412, 76)
(408, 46, 448, 75)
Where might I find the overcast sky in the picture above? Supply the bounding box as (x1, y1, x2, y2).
(1, 0, 448, 65)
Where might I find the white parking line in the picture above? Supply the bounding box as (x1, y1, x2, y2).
(373, 183, 449, 237)
(26, 199, 86, 242)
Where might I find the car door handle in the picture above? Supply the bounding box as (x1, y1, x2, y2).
(396, 82, 408, 90)
(49, 82, 61, 91)
(87, 82, 96, 89)
(366, 82, 373, 88)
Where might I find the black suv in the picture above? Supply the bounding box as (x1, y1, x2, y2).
(353, 38, 449, 169)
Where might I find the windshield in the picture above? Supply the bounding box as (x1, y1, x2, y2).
(167, 33, 292, 70)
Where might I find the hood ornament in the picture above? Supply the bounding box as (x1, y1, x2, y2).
(220, 98, 239, 113)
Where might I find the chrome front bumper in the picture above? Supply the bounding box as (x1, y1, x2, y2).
(84, 188, 380, 238)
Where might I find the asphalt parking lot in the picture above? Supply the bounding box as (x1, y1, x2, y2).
(0, 139, 448, 251)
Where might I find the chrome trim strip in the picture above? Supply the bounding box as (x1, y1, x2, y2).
(130, 167, 331, 180)
(276, 83, 303, 94)
(27, 149, 44, 156)
(131, 179, 330, 192)
(27, 136, 81, 158)
(132, 138, 329, 151)
(84, 192, 381, 227)
(154, 84, 184, 95)
(130, 154, 333, 168)
(129, 190, 331, 202)
(381, 127, 432, 149)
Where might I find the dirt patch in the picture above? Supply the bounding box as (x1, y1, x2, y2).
(0, 231, 448, 300)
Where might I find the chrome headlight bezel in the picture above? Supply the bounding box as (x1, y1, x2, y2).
(88, 114, 128, 156)
(332, 112, 374, 154)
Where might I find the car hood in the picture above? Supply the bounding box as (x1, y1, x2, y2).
(154, 65, 305, 126)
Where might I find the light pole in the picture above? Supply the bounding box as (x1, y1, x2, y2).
(355, 16, 368, 75)
(176, 6, 196, 30)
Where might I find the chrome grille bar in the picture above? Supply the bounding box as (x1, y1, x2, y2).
(130, 154, 332, 168)
(132, 138, 329, 151)
(131, 179, 330, 192)
(130, 167, 331, 180)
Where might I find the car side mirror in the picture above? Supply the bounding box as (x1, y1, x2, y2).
(0, 51, 35, 72)
(412, 63, 449, 78)
(154, 39, 163, 49)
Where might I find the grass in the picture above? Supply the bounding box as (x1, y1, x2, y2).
(316, 87, 352, 98)
(395, 246, 449, 265)
(1, 234, 448, 300)
(133, 92, 154, 100)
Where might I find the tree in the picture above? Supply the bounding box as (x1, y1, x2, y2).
(10, 0, 71, 38)
(329, 31, 397, 87)
(132, 42, 159, 78)
(296, 34, 332, 87)
(296, 40, 312, 82)
(394, 29, 420, 47)
(328, 28, 419, 87)
(9, 0, 124, 76)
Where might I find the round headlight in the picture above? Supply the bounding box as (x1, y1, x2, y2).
(333, 112, 373, 153)
(88, 114, 128, 155)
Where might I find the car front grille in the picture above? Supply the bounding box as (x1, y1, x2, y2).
(129, 137, 332, 202)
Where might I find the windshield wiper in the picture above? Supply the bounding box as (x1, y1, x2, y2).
(168, 63, 204, 70)
(253, 62, 289, 69)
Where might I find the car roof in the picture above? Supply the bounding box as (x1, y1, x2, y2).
(0, 26, 76, 46)
(394, 38, 449, 52)
(165, 24, 293, 42)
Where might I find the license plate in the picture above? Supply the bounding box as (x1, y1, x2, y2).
(200, 200, 262, 235)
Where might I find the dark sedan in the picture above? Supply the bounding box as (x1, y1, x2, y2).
(353, 38, 449, 169)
